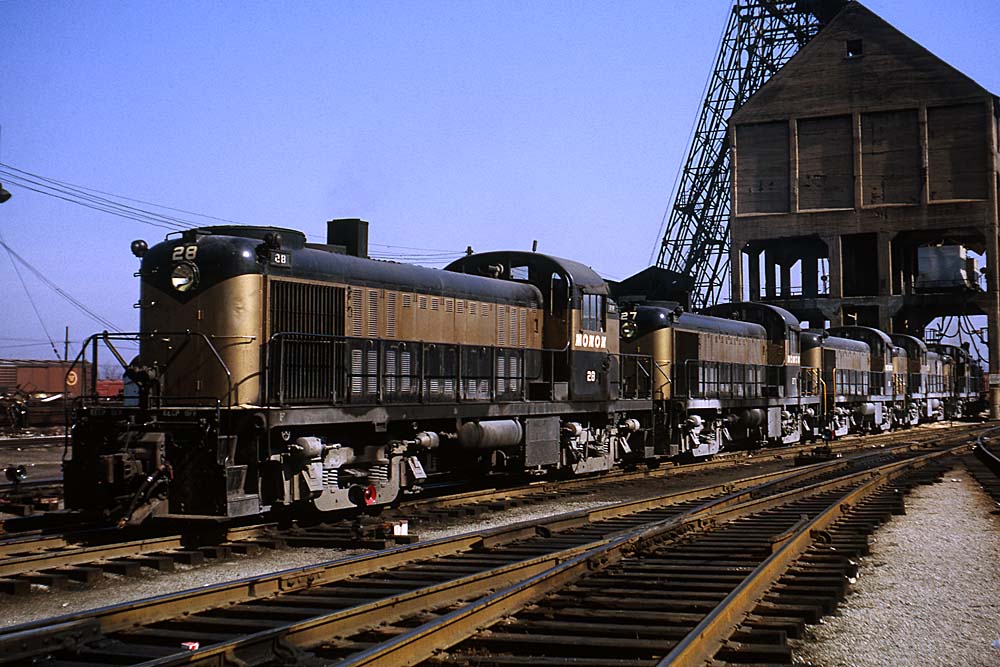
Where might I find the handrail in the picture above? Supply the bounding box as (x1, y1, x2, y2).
(66, 330, 237, 411)
(264, 331, 655, 407)
(679, 359, 783, 400)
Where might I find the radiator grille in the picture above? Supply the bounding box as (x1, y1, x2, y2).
(269, 280, 345, 402)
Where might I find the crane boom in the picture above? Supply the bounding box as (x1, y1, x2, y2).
(654, 0, 845, 309)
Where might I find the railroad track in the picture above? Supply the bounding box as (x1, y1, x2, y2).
(0, 423, 987, 599)
(0, 428, 975, 666)
(0, 435, 64, 450)
(965, 435, 1000, 503)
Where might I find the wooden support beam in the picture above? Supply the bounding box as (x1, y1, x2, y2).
(764, 252, 777, 299)
(748, 250, 761, 301)
(731, 244, 745, 302)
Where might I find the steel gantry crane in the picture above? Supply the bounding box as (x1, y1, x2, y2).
(653, 0, 847, 309)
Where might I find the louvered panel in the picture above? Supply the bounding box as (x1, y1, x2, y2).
(366, 350, 378, 385)
(520, 307, 527, 346)
(497, 305, 507, 346)
(509, 306, 517, 348)
(469, 302, 477, 316)
(350, 289, 363, 337)
(367, 290, 379, 338)
(386, 292, 398, 338)
(351, 349, 363, 395)
(385, 349, 397, 394)
(456, 300, 465, 314)
(401, 351, 412, 393)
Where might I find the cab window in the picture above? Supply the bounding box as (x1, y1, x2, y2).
(550, 273, 567, 315)
(582, 293, 605, 332)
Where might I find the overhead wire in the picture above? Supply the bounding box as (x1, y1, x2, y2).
(0, 162, 246, 226)
(0, 236, 123, 333)
(0, 162, 243, 231)
(0, 168, 190, 231)
(0, 232, 62, 359)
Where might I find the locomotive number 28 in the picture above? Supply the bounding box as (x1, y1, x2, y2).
(172, 246, 198, 261)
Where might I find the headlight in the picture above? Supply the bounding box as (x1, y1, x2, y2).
(171, 262, 199, 292)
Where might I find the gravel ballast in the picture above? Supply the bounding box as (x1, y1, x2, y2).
(792, 468, 1000, 667)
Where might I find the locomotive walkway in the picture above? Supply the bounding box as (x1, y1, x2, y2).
(0, 427, 978, 666)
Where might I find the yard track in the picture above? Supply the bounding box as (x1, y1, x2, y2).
(0, 426, 977, 666)
(0, 423, 983, 598)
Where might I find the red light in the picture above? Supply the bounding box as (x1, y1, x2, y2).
(364, 484, 378, 505)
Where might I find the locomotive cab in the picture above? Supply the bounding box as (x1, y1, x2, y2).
(445, 251, 620, 403)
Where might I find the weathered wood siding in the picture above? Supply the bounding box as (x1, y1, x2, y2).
(860, 109, 921, 206)
(927, 103, 989, 201)
(798, 115, 854, 210)
(735, 122, 789, 214)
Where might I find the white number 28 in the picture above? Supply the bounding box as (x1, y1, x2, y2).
(172, 246, 198, 261)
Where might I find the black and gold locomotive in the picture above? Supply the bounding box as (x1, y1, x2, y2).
(66, 222, 653, 523)
(64, 221, 984, 524)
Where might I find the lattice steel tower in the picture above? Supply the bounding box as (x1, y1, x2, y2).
(654, 0, 847, 309)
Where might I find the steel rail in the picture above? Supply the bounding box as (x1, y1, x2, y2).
(402, 421, 985, 513)
(973, 435, 1000, 476)
(0, 435, 64, 448)
(103, 440, 966, 666)
(331, 442, 967, 667)
(658, 442, 965, 666)
(0, 456, 871, 664)
(0, 524, 273, 578)
(0, 426, 958, 593)
(0, 422, 978, 599)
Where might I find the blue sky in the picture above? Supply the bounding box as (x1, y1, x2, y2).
(2, 0, 1000, 359)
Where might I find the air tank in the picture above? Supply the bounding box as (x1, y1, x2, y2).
(458, 420, 524, 449)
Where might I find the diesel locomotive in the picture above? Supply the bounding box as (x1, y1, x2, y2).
(63, 221, 983, 525)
